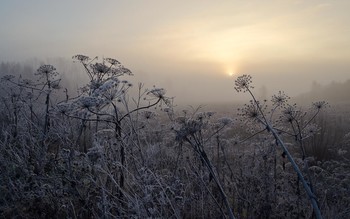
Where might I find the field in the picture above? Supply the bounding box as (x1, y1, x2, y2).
(0, 56, 349, 218)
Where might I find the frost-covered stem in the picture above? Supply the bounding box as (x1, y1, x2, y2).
(128, 83, 149, 164)
(204, 125, 226, 142)
(11, 96, 18, 139)
(216, 135, 220, 179)
(295, 121, 316, 194)
(40, 89, 50, 147)
(118, 97, 162, 122)
(111, 103, 125, 195)
(70, 200, 77, 219)
(269, 105, 279, 122)
(95, 115, 99, 133)
(82, 62, 93, 81)
(119, 139, 125, 192)
(268, 123, 322, 219)
(288, 115, 315, 195)
(202, 151, 236, 219)
(294, 120, 307, 159)
(196, 171, 227, 216)
(238, 128, 267, 144)
(303, 108, 320, 130)
(220, 142, 235, 180)
(75, 118, 88, 152)
(247, 88, 268, 123)
(38, 74, 52, 173)
(43, 90, 50, 137)
(184, 137, 236, 219)
(296, 176, 301, 218)
(273, 142, 277, 204)
(101, 186, 107, 219)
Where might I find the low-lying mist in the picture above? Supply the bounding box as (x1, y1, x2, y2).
(1, 57, 349, 109)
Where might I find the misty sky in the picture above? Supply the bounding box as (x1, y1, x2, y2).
(1, 0, 350, 104)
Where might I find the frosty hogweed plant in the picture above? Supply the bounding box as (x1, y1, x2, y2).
(234, 74, 324, 219)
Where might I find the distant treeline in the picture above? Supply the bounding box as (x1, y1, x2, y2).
(296, 79, 350, 104)
(0, 61, 35, 77)
(0, 60, 87, 98)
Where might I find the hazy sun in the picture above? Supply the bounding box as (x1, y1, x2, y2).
(225, 66, 236, 77)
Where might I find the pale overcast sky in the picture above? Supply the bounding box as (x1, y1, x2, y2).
(1, 0, 350, 104)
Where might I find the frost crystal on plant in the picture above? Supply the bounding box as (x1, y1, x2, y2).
(77, 96, 103, 109)
(93, 79, 119, 94)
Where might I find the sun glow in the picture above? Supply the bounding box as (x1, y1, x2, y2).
(152, 20, 300, 74)
(225, 66, 237, 77)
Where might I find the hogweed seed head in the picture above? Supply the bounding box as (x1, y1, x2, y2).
(271, 91, 290, 106)
(238, 100, 264, 123)
(105, 57, 120, 65)
(174, 119, 204, 142)
(36, 65, 58, 78)
(218, 117, 233, 126)
(280, 104, 304, 123)
(234, 74, 254, 92)
(142, 111, 157, 120)
(119, 66, 133, 75)
(72, 54, 90, 63)
(302, 123, 320, 138)
(312, 101, 328, 110)
(92, 63, 109, 74)
(148, 88, 166, 99)
(21, 79, 33, 86)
